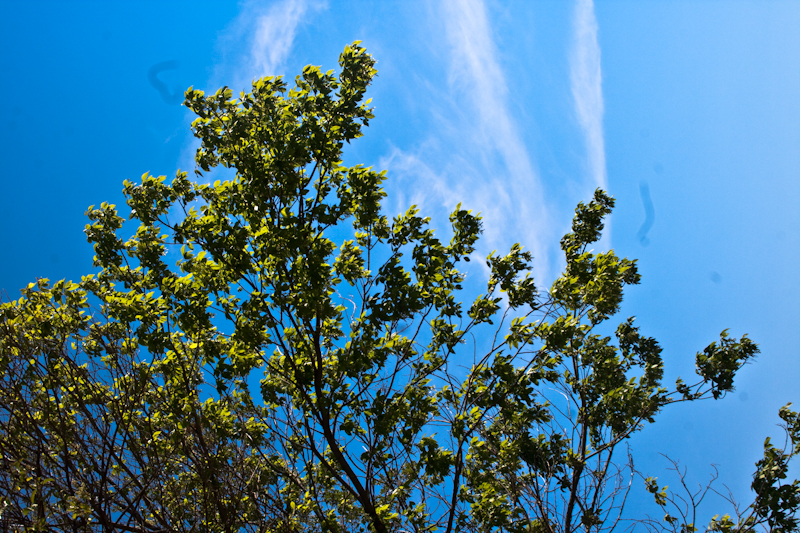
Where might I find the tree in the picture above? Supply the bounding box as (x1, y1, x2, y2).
(0, 42, 797, 533)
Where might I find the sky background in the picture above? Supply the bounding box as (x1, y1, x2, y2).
(1, 0, 799, 525)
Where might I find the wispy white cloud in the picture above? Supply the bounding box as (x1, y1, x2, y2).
(434, 0, 552, 278)
(570, 0, 607, 193)
(250, 0, 312, 80)
(380, 143, 530, 254)
(213, 0, 325, 92)
(379, 147, 455, 217)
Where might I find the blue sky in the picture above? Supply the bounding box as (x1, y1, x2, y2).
(2, 0, 798, 524)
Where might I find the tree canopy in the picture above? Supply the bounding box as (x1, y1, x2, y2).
(1, 42, 798, 533)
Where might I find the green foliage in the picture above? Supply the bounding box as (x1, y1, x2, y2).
(0, 43, 793, 533)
